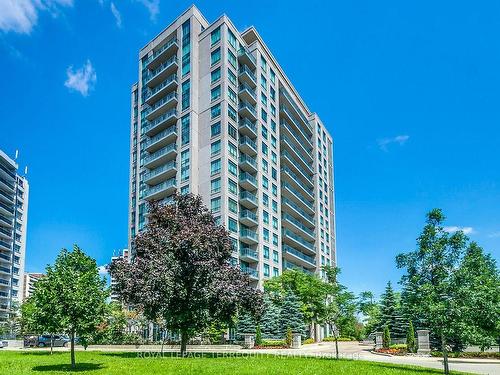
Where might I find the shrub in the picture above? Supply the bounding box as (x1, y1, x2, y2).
(389, 344, 408, 350)
(431, 352, 500, 359)
(255, 325, 262, 346)
(303, 338, 315, 344)
(258, 339, 286, 347)
(406, 321, 416, 353)
(285, 327, 293, 347)
(382, 326, 391, 349)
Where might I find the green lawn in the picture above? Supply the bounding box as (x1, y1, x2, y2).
(0, 351, 461, 374)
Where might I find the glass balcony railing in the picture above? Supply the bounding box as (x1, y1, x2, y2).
(281, 149, 314, 184)
(144, 178, 176, 198)
(142, 109, 177, 134)
(144, 37, 178, 66)
(280, 105, 313, 147)
(144, 125, 177, 148)
(283, 244, 315, 265)
(239, 118, 257, 134)
(240, 247, 258, 260)
(0, 215, 12, 227)
(239, 172, 257, 186)
(282, 165, 314, 197)
(0, 190, 14, 202)
(144, 74, 178, 101)
(282, 181, 314, 211)
(237, 47, 257, 66)
(239, 136, 257, 152)
(144, 143, 177, 165)
(143, 92, 178, 117)
(238, 82, 256, 99)
(0, 266, 10, 274)
(240, 191, 258, 205)
(238, 65, 256, 83)
(0, 227, 11, 237)
(238, 100, 257, 117)
(283, 260, 314, 275)
(144, 56, 178, 85)
(240, 209, 257, 222)
(240, 227, 258, 241)
(0, 254, 10, 262)
(0, 177, 14, 191)
(282, 213, 315, 237)
(144, 161, 176, 181)
(239, 154, 257, 169)
(282, 197, 314, 224)
(279, 88, 312, 131)
(241, 265, 259, 278)
(283, 229, 315, 252)
(0, 201, 14, 215)
(281, 119, 313, 153)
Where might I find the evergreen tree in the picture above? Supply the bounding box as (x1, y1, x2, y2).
(279, 290, 304, 336)
(383, 325, 391, 349)
(260, 295, 281, 338)
(255, 325, 262, 345)
(378, 282, 405, 338)
(237, 311, 256, 335)
(406, 321, 416, 353)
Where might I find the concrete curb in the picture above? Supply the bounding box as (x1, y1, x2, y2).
(370, 350, 394, 357)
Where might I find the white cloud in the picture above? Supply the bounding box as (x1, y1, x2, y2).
(110, 2, 122, 28)
(135, 0, 160, 20)
(377, 135, 410, 152)
(488, 232, 500, 238)
(0, 0, 73, 34)
(64, 59, 97, 97)
(98, 265, 108, 277)
(443, 226, 475, 235)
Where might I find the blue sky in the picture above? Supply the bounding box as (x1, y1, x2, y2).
(1, 0, 499, 298)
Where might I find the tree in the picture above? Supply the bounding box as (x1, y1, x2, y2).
(378, 282, 405, 338)
(25, 246, 108, 366)
(237, 311, 256, 335)
(383, 325, 391, 349)
(255, 325, 262, 346)
(260, 295, 281, 338)
(110, 194, 263, 357)
(407, 321, 416, 353)
(397, 209, 469, 374)
(358, 291, 380, 336)
(279, 290, 304, 338)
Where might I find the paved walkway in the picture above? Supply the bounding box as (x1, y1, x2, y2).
(5, 341, 499, 374)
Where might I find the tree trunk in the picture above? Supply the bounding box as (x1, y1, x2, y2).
(441, 332, 449, 375)
(50, 334, 54, 355)
(70, 331, 76, 368)
(335, 336, 339, 360)
(160, 328, 166, 355)
(180, 329, 188, 357)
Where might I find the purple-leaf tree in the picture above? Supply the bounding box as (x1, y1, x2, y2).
(109, 194, 263, 356)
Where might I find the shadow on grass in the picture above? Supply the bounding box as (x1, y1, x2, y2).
(32, 363, 104, 372)
(360, 361, 453, 374)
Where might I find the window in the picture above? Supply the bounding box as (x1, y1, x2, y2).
(273, 250, 279, 262)
(271, 167, 277, 180)
(211, 140, 221, 156)
(262, 176, 268, 190)
(270, 86, 276, 101)
(263, 229, 270, 242)
(272, 200, 277, 213)
(181, 80, 190, 110)
(271, 151, 277, 164)
(182, 20, 191, 76)
(211, 27, 221, 45)
(270, 69, 276, 84)
(261, 74, 267, 91)
(261, 125, 268, 139)
(228, 50, 236, 68)
(262, 159, 268, 173)
(272, 233, 278, 246)
(264, 263, 270, 277)
(211, 122, 221, 137)
(228, 30, 237, 49)
(263, 246, 270, 259)
(228, 178, 237, 194)
(181, 149, 190, 181)
(273, 267, 279, 277)
(228, 69, 236, 85)
(211, 103, 221, 119)
(271, 120, 276, 132)
(262, 142, 268, 155)
(271, 104, 276, 117)
(228, 218, 237, 232)
(214, 216, 221, 225)
(228, 124, 237, 140)
(181, 115, 190, 145)
(211, 197, 221, 212)
(181, 185, 189, 195)
(211, 178, 221, 194)
(272, 216, 278, 229)
(228, 198, 237, 213)
(228, 141, 237, 158)
(262, 193, 269, 206)
(211, 85, 221, 101)
(228, 160, 237, 176)
(211, 159, 221, 175)
(261, 109, 268, 123)
(228, 105, 237, 121)
(261, 56, 267, 71)
(261, 94, 267, 107)
(272, 184, 277, 196)
(228, 87, 237, 103)
(211, 67, 221, 83)
(211, 48, 221, 65)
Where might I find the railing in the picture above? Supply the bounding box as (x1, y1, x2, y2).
(238, 82, 256, 99)
(144, 56, 178, 84)
(142, 109, 178, 134)
(0, 227, 11, 237)
(0, 164, 15, 179)
(0, 266, 10, 274)
(282, 213, 315, 237)
(282, 197, 314, 223)
(144, 37, 178, 66)
(281, 149, 314, 184)
(0, 215, 12, 227)
(281, 136, 313, 172)
(283, 229, 315, 252)
(279, 88, 311, 131)
(240, 209, 257, 222)
(240, 247, 258, 259)
(280, 106, 313, 148)
(240, 227, 258, 241)
(144, 143, 177, 164)
(282, 181, 314, 211)
(144, 74, 178, 101)
(0, 177, 14, 190)
(239, 136, 257, 151)
(237, 47, 256, 65)
(239, 154, 257, 169)
(144, 178, 176, 198)
(240, 191, 258, 205)
(282, 165, 314, 196)
(283, 260, 314, 275)
(143, 92, 178, 117)
(0, 201, 14, 215)
(238, 65, 256, 82)
(239, 172, 257, 186)
(144, 125, 177, 148)
(241, 265, 259, 278)
(144, 161, 177, 181)
(283, 244, 315, 265)
(0, 254, 10, 261)
(238, 100, 257, 117)
(0, 190, 14, 202)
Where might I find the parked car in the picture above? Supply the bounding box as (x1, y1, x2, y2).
(37, 335, 70, 348)
(0, 340, 8, 348)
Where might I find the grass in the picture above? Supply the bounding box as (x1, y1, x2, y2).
(0, 350, 467, 374)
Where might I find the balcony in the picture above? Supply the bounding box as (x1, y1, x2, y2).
(239, 172, 257, 191)
(144, 125, 177, 153)
(238, 82, 256, 104)
(0, 291, 8, 299)
(240, 209, 258, 227)
(280, 106, 313, 149)
(143, 177, 177, 201)
(237, 47, 256, 69)
(239, 154, 257, 174)
(238, 65, 257, 87)
(239, 136, 257, 156)
(144, 56, 178, 88)
(239, 191, 258, 209)
(0, 177, 14, 194)
(0, 190, 14, 205)
(238, 118, 257, 138)
(142, 109, 177, 137)
(283, 245, 316, 269)
(0, 278, 9, 287)
(283, 229, 315, 254)
(282, 212, 315, 241)
(279, 88, 312, 134)
(240, 227, 258, 245)
(0, 253, 10, 262)
(281, 197, 314, 227)
(283, 260, 314, 275)
(144, 92, 178, 121)
(144, 161, 177, 186)
(281, 149, 314, 188)
(0, 266, 10, 275)
(0, 201, 13, 218)
(282, 181, 314, 214)
(144, 74, 178, 105)
(282, 165, 314, 201)
(144, 37, 178, 70)
(0, 214, 13, 228)
(240, 265, 259, 280)
(240, 247, 258, 262)
(238, 100, 257, 121)
(0, 227, 12, 240)
(143, 143, 177, 169)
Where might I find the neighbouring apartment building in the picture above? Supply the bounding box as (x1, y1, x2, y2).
(128, 6, 336, 288)
(23, 272, 44, 300)
(0, 149, 29, 321)
(110, 249, 129, 302)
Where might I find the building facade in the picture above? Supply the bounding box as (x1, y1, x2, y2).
(110, 249, 129, 302)
(0, 150, 29, 321)
(128, 6, 336, 288)
(23, 272, 43, 300)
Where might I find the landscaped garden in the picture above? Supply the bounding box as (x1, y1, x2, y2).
(0, 351, 466, 375)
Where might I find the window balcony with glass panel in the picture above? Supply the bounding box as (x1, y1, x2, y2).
(143, 74, 178, 105)
(144, 56, 178, 88)
(240, 209, 258, 227)
(143, 143, 178, 169)
(283, 229, 315, 255)
(237, 47, 256, 69)
(143, 124, 178, 153)
(282, 212, 315, 241)
(240, 226, 259, 245)
(239, 172, 257, 191)
(143, 92, 178, 122)
(238, 100, 257, 122)
(281, 181, 314, 214)
(239, 135, 257, 156)
(239, 191, 258, 209)
(144, 37, 179, 70)
(142, 108, 178, 137)
(281, 165, 314, 201)
(240, 264, 259, 279)
(238, 65, 257, 87)
(240, 246, 258, 262)
(283, 244, 316, 269)
(238, 118, 257, 138)
(238, 82, 257, 104)
(239, 154, 257, 174)
(279, 105, 313, 149)
(143, 177, 177, 201)
(143, 160, 177, 186)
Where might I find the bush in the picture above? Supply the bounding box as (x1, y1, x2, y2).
(431, 352, 500, 359)
(382, 326, 391, 349)
(255, 325, 262, 346)
(303, 338, 315, 344)
(406, 321, 416, 353)
(258, 339, 286, 347)
(285, 327, 293, 347)
(390, 344, 407, 350)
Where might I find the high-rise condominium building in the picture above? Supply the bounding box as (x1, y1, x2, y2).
(129, 6, 336, 287)
(23, 272, 44, 300)
(0, 149, 29, 320)
(110, 249, 129, 302)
